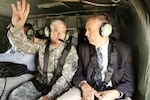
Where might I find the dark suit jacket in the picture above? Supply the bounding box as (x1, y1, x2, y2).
(73, 41, 134, 97)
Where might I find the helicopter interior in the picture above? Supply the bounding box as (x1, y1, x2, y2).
(0, 0, 150, 100)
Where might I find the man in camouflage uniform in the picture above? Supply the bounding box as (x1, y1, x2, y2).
(7, 0, 78, 100)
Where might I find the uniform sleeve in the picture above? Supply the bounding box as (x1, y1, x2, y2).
(47, 46, 78, 99)
(7, 26, 39, 54)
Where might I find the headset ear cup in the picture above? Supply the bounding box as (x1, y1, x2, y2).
(27, 29, 34, 38)
(65, 31, 69, 41)
(27, 29, 34, 36)
(44, 26, 50, 38)
(100, 23, 112, 37)
(26, 29, 34, 41)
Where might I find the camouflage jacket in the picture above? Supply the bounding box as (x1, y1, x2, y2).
(7, 27, 78, 99)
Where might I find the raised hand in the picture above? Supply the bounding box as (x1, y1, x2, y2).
(11, 0, 30, 28)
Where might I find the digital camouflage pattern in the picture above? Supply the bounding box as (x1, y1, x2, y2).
(9, 81, 41, 100)
(7, 26, 78, 100)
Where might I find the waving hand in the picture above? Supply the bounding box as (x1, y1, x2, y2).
(11, 0, 30, 28)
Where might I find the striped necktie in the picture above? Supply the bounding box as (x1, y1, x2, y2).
(97, 47, 103, 70)
(93, 47, 103, 85)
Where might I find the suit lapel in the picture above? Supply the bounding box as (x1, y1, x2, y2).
(87, 44, 96, 81)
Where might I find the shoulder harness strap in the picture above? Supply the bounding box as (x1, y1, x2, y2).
(90, 41, 117, 86)
(49, 42, 72, 87)
(43, 39, 72, 88)
(103, 41, 117, 85)
(43, 39, 50, 85)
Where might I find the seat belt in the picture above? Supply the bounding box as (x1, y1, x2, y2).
(103, 41, 117, 85)
(42, 39, 72, 95)
(48, 42, 72, 87)
(43, 40, 50, 85)
(90, 41, 117, 91)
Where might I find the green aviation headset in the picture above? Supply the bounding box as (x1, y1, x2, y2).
(99, 22, 112, 37)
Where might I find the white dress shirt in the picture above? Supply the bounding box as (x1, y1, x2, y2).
(96, 40, 112, 87)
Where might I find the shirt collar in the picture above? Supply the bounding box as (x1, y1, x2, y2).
(96, 39, 109, 51)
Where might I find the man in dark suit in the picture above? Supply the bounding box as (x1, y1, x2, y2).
(57, 15, 134, 100)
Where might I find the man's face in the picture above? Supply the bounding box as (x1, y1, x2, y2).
(50, 23, 66, 45)
(85, 18, 101, 45)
